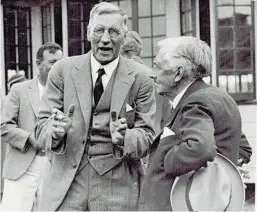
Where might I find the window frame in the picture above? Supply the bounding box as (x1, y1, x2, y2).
(215, 0, 256, 102)
(3, 6, 33, 93)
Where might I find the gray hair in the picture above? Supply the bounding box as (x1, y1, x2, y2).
(88, 2, 128, 32)
(122, 31, 143, 56)
(158, 36, 212, 79)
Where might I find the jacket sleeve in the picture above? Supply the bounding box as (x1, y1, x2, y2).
(35, 61, 67, 154)
(114, 76, 156, 160)
(163, 100, 217, 176)
(1, 85, 30, 152)
(239, 132, 252, 164)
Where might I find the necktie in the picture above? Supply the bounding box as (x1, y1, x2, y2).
(94, 68, 105, 106)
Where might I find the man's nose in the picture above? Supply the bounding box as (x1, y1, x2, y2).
(100, 30, 111, 43)
(149, 73, 157, 80)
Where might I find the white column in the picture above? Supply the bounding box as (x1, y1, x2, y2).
(166, 0, 181, 37)
(195, 0, 200, 39)
(253, 1, 257, 98)
(62, 0, 68, 57)
(51, 1, 55, 42)
(0, 3, 5, 95)
(209, 0, 217, 86)
(31, 6, 42, 78)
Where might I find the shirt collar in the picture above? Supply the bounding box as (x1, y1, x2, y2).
(172, 82, 193, 109)
(91, 53, 120, 77)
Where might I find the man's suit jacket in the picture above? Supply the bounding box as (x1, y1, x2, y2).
(139, 79, 242, 211)
(35, 52, 156, 211)
(1, 79, 40, 180)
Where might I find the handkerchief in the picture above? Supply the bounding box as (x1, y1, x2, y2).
(160, 127, 175, 139)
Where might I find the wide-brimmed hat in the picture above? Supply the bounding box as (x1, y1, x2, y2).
(170, 153, 245, 211)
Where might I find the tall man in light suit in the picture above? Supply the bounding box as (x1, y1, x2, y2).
(34, 2, 155, 211)
(1, 43, 63, 210)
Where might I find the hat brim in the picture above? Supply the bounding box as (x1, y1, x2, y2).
(170, 153, 245, 211)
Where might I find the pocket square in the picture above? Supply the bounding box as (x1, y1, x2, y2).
(126, 104, 133, 112)
(160, 127, 175, 139)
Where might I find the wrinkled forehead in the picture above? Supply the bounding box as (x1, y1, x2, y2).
(91, 12, 124, 28)
(155, 45, 178, 64)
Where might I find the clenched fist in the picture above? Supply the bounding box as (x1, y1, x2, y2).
(52, 104, 75, 140)
(110, 111, 127, 145)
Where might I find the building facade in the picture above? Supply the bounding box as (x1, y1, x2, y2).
(0, 0, 256, 201)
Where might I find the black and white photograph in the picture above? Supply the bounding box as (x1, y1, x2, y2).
(0, 0, 256, 211)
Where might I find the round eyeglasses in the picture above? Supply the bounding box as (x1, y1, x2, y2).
(93, 27, 121, 38)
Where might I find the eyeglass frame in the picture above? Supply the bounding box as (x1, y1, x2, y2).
(93, 25, 125, 38)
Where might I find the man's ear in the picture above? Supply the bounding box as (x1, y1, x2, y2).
(36, 59, 41, 67)
(174, 66, 184, 82)
(87, 26, 92, 42)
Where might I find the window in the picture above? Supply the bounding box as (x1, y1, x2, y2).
(105, 0, 166, 68)
(67, 0, 95, 56)
(105, 0, 133, 30)
(216, 0, 255, 101)
(4, 6, 32, 93)
(138, 0, 165, 67)
(180, 0, 196, 36)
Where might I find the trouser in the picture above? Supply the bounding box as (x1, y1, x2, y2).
(57, 154, 141, 211)
(0, 155, 48, 211)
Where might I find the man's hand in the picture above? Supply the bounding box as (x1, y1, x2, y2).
(52, 104, 75, 140)
(110, 111, 127, 145)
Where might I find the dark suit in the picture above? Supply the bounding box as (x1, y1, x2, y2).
(139, 79, 242, 211)
(35, 52, 156, 211)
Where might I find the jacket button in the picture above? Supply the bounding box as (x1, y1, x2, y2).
(88, 155, 92, 159)
(82, 140, 85, 144)
(73, 164, 77, 168)
(93, 111, 98, 116)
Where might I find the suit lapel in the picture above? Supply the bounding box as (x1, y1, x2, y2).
(27, 78, 40, 116)
(110, 56, 135, 116)
(71, 52, 93, 124)
(151, 79, 208, 148)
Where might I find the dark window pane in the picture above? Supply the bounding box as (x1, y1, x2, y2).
(18, 32, 27, 45)
(219, 50, 233, 69)
(69, 40, 82, 56)
(69, 22, 81, 39)
(218, 27, 234, 48)
(68, 3, 81, 21)
(5, 46, 16, 64)
(235, 7, 251, 26)
(217, 7, 233, 26)
(19, 46, 28, 66)
(236, 50, 251, 69)
(17, 10, 27, 33)
(235, 27, 251, 47)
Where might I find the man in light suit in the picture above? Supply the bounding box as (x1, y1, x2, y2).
(34, 2, 155, 211)
(139, 36, 242, 211)
(1, 43, 63, 210)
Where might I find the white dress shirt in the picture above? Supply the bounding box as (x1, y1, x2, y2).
(161, 82, 193, 139)
(91, 54, 120, 89)
(37, 79, 45, 100)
